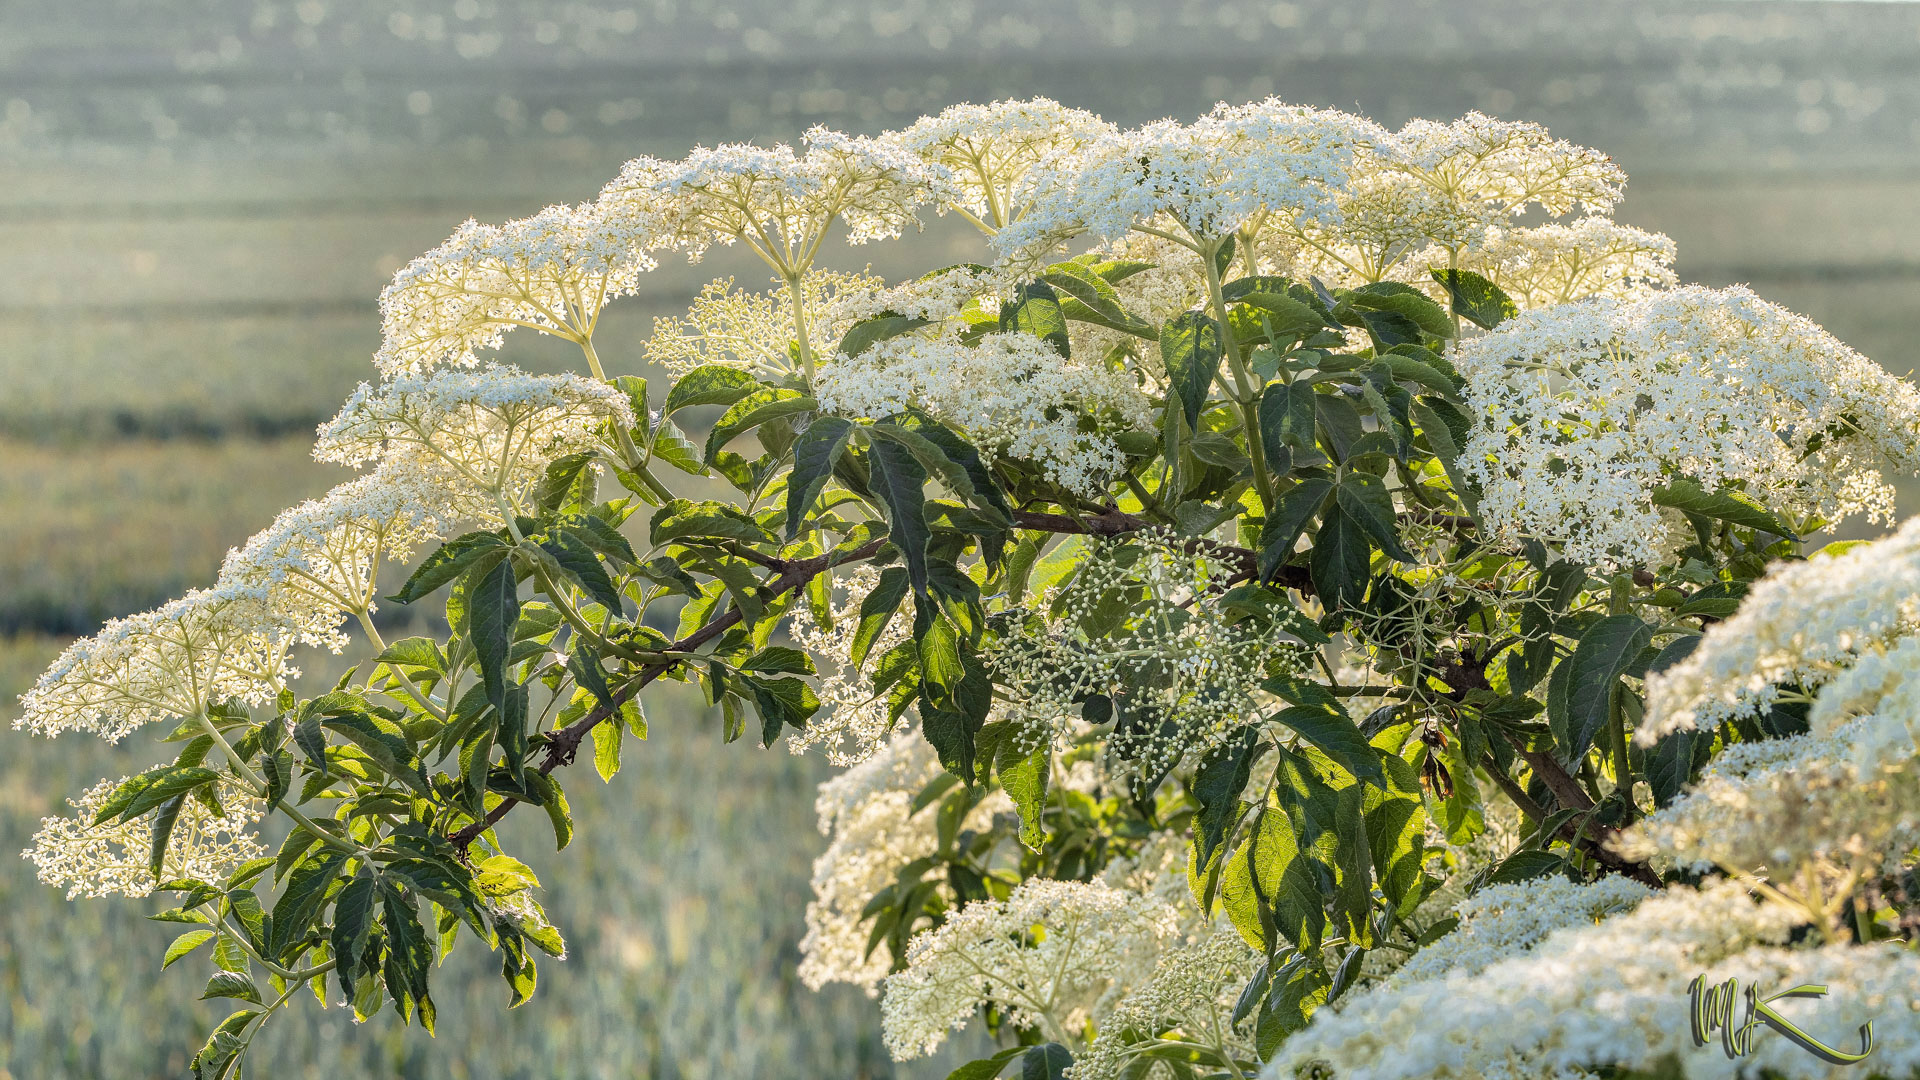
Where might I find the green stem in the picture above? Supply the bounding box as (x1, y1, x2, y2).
(1201, 240, 1275, 513)
(353, 610, 447, 723)
(785, 273, 815, 383)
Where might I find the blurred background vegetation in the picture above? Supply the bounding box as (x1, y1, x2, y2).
(3, 1, 1919, 1075)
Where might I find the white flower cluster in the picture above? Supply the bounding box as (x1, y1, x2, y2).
(798, 734, 1011, 993)
(880, 877, 1179, 1059)
(1390, 875, 1654, 986)
(785, 566, 915, 765)
(1462, 218, 1677, 309)
(15, 584, 296, 743)
(886, 98, 1114, 233)
(604, 127, 950, 274)
(823, 264, 1002, 331)
(1272, 881, 1920, 1080)
(644, 271, 883, 380)
(814, 331, 1154, 497)
(1618, 710, 1920, 880)
(375, 201, 654, 378)
(1456, 285, 1920, 569)
(313, 365, 632, 520)
(1071, 923, 1262, 1080)
(1645, 519, 1920, 736)
(25, 775, 265, 899)
(219, 462, 460, 647)
(990, 535, 1313, 780)
(998, 100, 1386, 263)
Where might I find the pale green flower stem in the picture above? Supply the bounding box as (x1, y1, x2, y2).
(352, 608, 448, 724)
(1199, 237, 1279, 513)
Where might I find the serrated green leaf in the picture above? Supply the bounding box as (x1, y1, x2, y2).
(662, 365, 759, 414)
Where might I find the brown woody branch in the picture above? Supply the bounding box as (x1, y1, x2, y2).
(452, 509, 1322, 849)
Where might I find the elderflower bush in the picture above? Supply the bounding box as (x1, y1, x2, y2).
(14, 96, 1920, 1080)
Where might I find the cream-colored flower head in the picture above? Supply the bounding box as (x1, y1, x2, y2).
(1393, 111, 1626, 223)
(1456, 285, 1920, 570)
(1461, 218, 1676, 308)
(15, 583, 295, 743)
(24, 775, 265, 899)
(1644, 519, 1920, 737)
(814, 331, 1154, 497)
(601, 127, 951, 278)
(218, 462, 462, 645)
(880, 877, 1178, 1059)
(374, 200, 655, 377)
(1272, 881, 1920, 1080)
(313, 365, 632, 521)
(1072, 923, 1261, 1080)
(1616, 715, 1920, 879)
(887, 98, 1115, 233)
(996, 101, 1387, 266)
(798, 733, 1013, 993)
(1389, 875, 1653, 986)
(645, 271, 884, 381)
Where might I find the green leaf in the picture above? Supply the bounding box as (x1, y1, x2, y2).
(1334, 474, 1413, 562)
(1362, 748, 1427, 913)
(1430, 268, 1517, 330)
(330, 876, 379, 987)
(1309, 505, 1371, 614)
(320, 712, 429, 795)
(1273, 706, 1386, 788)
(1020, 1043, 1074, 1080)
(390, 532, 509, 606)
(268, 849, 348, 958)
(647, 416, 706, 476)
(869, 421, 1009, 529)
(1221, 801, 1325, 952)
(1485, 848, 1566, 886)
(536, 529, 624, 612)
(994, 733, 1050, 851)
(163, 929, 215, 969)
(468, 557, 519, 713)
(92, 765, 222, 825)
(374, 636, 445, 673)
(591, 717, 624, 782)
(649, 498, 771, 546)
(944, 1046, 1027, 1080)
(838, 313, 930, 358)
(261, 750, 293, 811)
(999, 281, 1069, 354)
(1561, 614, 1653, 762)
(868, 434, 933, 598)
(1161, 311, 1223, 433)
(202, 970, 262, 1005)
(1192, 727, 1262, 870)
(1346, 285, 1453, 338)
(1646, 730, 1700, 809)
(1237, 291, 1329, 340)
(745, 675, 821, 746)
(785, 416, 855, 541)
(890, 411, 1012, 522)
(535, 451, 598, 513)
(849, 566, 911, 670)
(704, 388, 816, 463)
(1650, 479, 1797, 539)
(147, 794, 188, 880)
(567, 641, 616, 711)
(1041, 262, 1146, 334)
(662, 365, 759, 414)
(1259, 477, 1333, 583)
(381, 884, 435, 1027)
